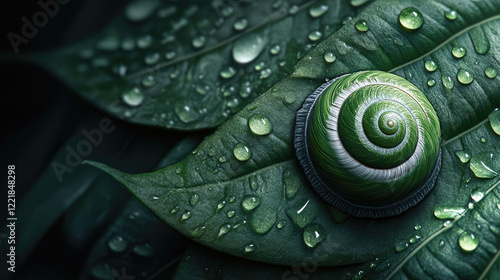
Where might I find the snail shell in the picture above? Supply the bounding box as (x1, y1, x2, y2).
(295, 71, 441, 218)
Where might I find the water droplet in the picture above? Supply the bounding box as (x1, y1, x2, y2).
(471, 189, 484, 202)
(455, 150, 471, 163)
(303, 223, 326, 248)
(470, 152, 498, 178)
(233, 18, 249, 31)
(285, 199, 319, 228)
(91, 264, 114, 280)
(489, 109, 500, 135)
(144, 53, 160, 65)
(121, 38, 135, 51)
(342, 16, 353, 25)
(424, 60, 437, 72)
(108, 234, 128, 253)
(459, 231, 479, 252)
(133, 243, 154, 257)
(277, 220, 286, 229)
(457, 69, 474, 85)
(485, 67, 497, 79)
(96, 34, 120, 51)
(227, 210, 235, 218)
(232, 33, 267, 64)
(121, 87, 145, 107)
(260, 68, 272, 79)
(452, 46, 466, 58)
(469, 27, 490, 55)
(218, 156, 227, 163)
(283, 168, 300, 199)
(217, 200, 226, 211)
(309, 4, 328, 18)
(254, 62, 265, 71)
(442, 75, 454, 89)
(111, 64, 127, 77)
(323, 52, 336, 63)
(269, 45, 281, 56)
(241, 196, 260, 211)
(355, 20, 369, 32)
(221, 6, 234, 17)
(288, 5, 299, 15)
(233, 143, 252, 161)
(427, 79, 436, 87)
(137, 35, 153, 49)
(181, 211, 191, 221)
(142, 75, 156, 87)
(125, 0, 160, 22)
(218, 224, 231, 237)
(395, 240, 409, 252)
(414, 225, 422, 231)
(175, 103, 199, 123)
(308, 31, 322, 41)
(409, 235, 421, 244)
(350, 0, 370, 7)
(244, 244, 255, 253)
(399, 7, 424, 30)
(152, 195, 159, 200)
(191, 226, 206, 238)
(220, 66, 236, 79)
(248, 114, 272, 135)
(481, 137, 487, 143)
(272, 0, 282, 9)
(445, 10, 457, 20)
(490, 225, 500, 235)
(434, 206, 465, 219)
(190, 194, 199, 206)
(192, 36, 206, 48)
(165, 51, 176, 60)
(170, 206, 179, 215)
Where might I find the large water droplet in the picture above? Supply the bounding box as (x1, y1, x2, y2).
(285, 199, 318, 228)
(455, 150, 471, 163)
(303, 223, 326, 248)
(485, 67, 497, 79)
(283, 168, 300, 199)
(175, 103, 199, 123)
(399, 7, 424, 30)
(469, 27, 490, 55)
(126, 0, 160, 22)
(452, 46, 466, 58)
(190, 194, 200, 206)
(233, 143, 252, 161)
(395, 240, 409, 252)
(471, 189, 484, 202)
(232, 33, 267, 64)
(434, 206, 465, 219)
(191, 226, 206, 238)
(458, 231, 479, 252)
(218, 224, 231, 237)
(324, 52, 336, 63)
(489, 109, 500, 135)
(355, 20, 369, 32)
(220, 66, 236, 79)
(192, 36, 206, 48)
(308, 31, 322, 41)
(442, 75, 454, 89)
(248, 114, 272, 135)
(244, 244, 255, 253)
(250, 205, 277, 234)
(427, 79, 436, 87)
(122, 87, 145, 107)
(108, 234, 128, 253)
(424, 60, 437, 72)
(457, 69, 474, 85)
(241, 196, 260, 211)
(133, 243, 154, 257)
(445, 10, 457, 20)
(470, 152, 499, 178)
(233, 18, 249, 31)
(309, 4, 328, 18)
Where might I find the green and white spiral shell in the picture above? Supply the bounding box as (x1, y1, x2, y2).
(295, 71, 441, 218)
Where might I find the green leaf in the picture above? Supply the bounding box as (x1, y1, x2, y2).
(36, 0, 358, 130)
(87, 0, 500, 277)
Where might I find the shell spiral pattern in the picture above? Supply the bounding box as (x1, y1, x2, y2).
(295, 71, 441, 218)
